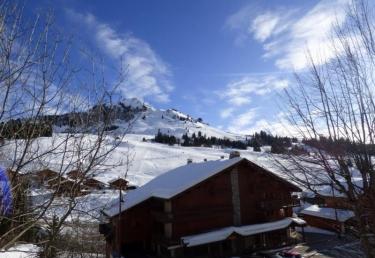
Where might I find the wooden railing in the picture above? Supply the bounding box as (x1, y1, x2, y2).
(257, 198, 300, 210)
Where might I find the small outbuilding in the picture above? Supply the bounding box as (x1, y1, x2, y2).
(300, 204, 355, 233)
(108, 178, 128, 190)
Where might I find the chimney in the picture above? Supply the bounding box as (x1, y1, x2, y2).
(187, 158, 193, 164)
(229, 151, 240, 159)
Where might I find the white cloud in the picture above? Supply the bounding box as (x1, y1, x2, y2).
(227, 108, 258, 134)
(246, 119, 294, 136)
(226, 6, 295, 45)
(227, 0, 350, 70)
(272, 0, 349, 70)
(220, 108, 234, 119)
(227, 111, 300, 136)
(66, 10, 173, 103)
(250, 11, 289, 42)
(218, 75, 289, 107)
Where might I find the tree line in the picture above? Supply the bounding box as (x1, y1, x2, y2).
(154, 129, 298, 153)
(0, 119, 52, 139)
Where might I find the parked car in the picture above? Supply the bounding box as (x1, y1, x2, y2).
(279, 250, 303, 258)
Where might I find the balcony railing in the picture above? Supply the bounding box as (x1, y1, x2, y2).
(257, 198, 300, 210)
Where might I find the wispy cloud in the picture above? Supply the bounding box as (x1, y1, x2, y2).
(220, 107, 234, 119)
(250, 10, 296, 43)
(227, 108, 258, 134)
(218, 75, 289, 106)
(66, 10, 173, 103)
(227, 111, 299, 136)
(218, 74, 290, 134)
(226, 0, 350, 70)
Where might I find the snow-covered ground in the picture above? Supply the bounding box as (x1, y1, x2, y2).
(115, 107, 243, 140)
(0, 244, 39, 258)
(94, 133, 288, 187)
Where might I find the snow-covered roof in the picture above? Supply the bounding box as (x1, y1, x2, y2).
(317, 177, 363, 197)
(108, 177, 128, 184)
(300, 204, 355, 222)
(181, 217, 305, 247)
(103, 157, 301, 217)
(104, 157, 243, 217)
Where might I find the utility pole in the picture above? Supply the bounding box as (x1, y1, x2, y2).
(117, 188, 122, 257)
(331, 181, 341, 239)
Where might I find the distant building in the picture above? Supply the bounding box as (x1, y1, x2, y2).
(66, 169, 85, 180)
(100, 156, 305, 258)
(83, 177, 106, 190)
(300, 183, 358, 234)
(108, 178, 128, 190)
(300, 204, 354, 233)
(33, 169, 60, 185)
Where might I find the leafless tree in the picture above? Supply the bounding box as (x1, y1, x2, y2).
(280, 0, 375, 257)
(0, 1, 133, 257)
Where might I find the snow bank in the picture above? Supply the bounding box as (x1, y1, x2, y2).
(0, 244, 39, 258)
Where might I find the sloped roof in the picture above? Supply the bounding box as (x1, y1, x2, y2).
(300, 204, 355, 222)
(181, 217, 305, 247)
(103, 157, 301, 217)
(108, 177, 128, 184)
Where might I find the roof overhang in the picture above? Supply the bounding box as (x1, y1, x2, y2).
(181, 217, 305, 247)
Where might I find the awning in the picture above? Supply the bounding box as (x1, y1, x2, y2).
(181, 217, 305, 247)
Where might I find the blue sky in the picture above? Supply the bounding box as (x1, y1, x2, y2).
(26, 0, 350, 135)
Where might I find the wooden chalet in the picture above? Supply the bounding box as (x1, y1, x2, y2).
(100, 156, 305, 258)
(67, 169, 85, 180)
(109, 178, 128, 190)
(300, 204, 355, 233)
(34, 169, 60, 185)
(300, 185, 357, 234)
(83, 177, 106, 190)
(6, 169, 25, 185)
(47, 177, 83, 196)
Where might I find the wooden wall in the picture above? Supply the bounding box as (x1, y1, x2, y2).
(172, 168, 233, 238)
(115, 200, 153, 246)
(301, 214, 341, 232)
(237, 162, 293, 225)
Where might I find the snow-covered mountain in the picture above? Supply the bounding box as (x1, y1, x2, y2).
(53, 98, 244, 141)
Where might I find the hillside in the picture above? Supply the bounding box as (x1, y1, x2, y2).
(52, 98, 243, 141)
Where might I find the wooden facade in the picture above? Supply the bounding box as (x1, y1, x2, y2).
(83, 177, 106, 190)
(101, 158, 302, 258)
(300, 214, 343, 233)
(109, 178, 128, 190)
(34, 169, 60, 184)
(300, 195, 355, 234)
(66, 169, 85, 180)
(319, 195, 353, 210)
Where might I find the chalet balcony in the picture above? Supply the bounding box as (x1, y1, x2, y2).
(257, 199, 299, 211)
(151, 210, 174, 222)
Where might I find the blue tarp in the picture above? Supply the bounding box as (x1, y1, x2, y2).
(0, 167, 12, 215)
